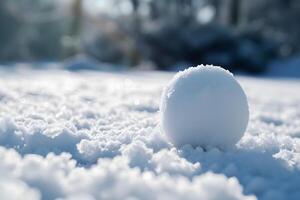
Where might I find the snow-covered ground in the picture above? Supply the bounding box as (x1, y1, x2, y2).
(0, 68, 300, 200)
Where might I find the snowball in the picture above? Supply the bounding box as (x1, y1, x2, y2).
(160, 65, 249, 150)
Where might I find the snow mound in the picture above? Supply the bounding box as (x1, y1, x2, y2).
(160, 65, 249, 150)
(0, 147, 255, 200)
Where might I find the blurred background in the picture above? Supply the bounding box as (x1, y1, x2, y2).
(0, 0, 300, 76)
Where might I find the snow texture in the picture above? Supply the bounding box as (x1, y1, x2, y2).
(160, 65, 249, 150)
(0, 68, 300, 200)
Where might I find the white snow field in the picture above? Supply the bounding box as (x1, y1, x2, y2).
(0, 68, 300, 200)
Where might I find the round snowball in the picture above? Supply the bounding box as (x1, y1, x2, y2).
(160, 65, 249, 150)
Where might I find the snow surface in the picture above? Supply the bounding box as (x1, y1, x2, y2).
(161, 65, 249, 150)
(0, 68, 300, 200)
